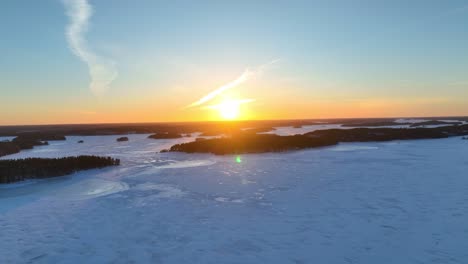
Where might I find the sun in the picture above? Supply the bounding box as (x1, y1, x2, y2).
(205, 98, 254, 120)
(218, 99, 240, 120)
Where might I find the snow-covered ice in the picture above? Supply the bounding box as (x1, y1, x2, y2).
(0, 136, 16, 142)
(1, 133, 468, 263)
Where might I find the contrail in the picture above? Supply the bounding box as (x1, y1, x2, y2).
(186, 69, 252, 109)
(185, 59, 279, 109)
(63, 0, 118, 95)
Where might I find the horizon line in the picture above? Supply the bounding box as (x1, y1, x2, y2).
(1, 114, 468, 127)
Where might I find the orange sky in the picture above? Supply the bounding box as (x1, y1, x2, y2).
(2, 96, 467, 125)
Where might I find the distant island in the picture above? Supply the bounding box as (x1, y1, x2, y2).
(168, 124, 468, 155)
(168, 133, 337, 155)
(409, 120, 462, 127)
(0, 155, 120, 184)
(341, 121, 409, 127)
(116, 137, 129, 142)
(148, 132, 182, 139)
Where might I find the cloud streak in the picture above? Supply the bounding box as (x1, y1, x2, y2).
(63, 0, 118, 95)
(186, 70, 252, 109)
(185, 59, 279, 109)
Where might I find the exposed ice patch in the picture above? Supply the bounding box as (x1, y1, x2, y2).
(331, 145, 379, 151)
(29, 148, 60, 153)
(114, 146, 130, 149)
(241, 179, 256, 185)
(155, 159, 216, 169)
(52, 179, 129, 200)
(215, 197, 229, 202)
(133, 183, 185, 198)
(215, 197, 244, 203)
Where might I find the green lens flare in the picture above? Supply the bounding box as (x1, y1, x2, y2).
(236, 156, 242, 163)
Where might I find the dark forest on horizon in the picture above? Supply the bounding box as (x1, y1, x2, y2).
(1, 117, 468, 137)
(168, 125, 468, 155)
(0, 156, 120, 184)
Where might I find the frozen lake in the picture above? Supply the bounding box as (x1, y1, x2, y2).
(1, 134, 468, 263)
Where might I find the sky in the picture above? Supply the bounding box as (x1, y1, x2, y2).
(1, 0, 468, 125)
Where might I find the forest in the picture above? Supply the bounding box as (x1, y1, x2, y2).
(0, 155, 120, 184)
(168, 133, 339, 155)
(168, 124, 468, 155)
(148, 132, 182, 139)
(0, 142, 20, 157)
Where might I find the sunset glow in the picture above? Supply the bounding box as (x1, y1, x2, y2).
(1, 1, 468, 126)
(218, 99, 240, 120)
(204, 98, 254, 120)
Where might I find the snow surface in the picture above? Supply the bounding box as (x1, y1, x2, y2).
(1, 134, 468, 263)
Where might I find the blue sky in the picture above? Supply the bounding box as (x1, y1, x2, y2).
(1, 0, 468, 124)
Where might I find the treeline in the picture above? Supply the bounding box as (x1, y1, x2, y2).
(307, 128, 449, 142)
(0, 142, 21, 157)
(0, 120, 327, 137)
(168, 124, 468, 155)
(409, 120, 462, 127)
(168, 134, 338, 155)
(341, 120, 463, 128)
(306, 125, 468, 142)
(0, 155, 120, 184)
(1, 118, 466, 138)
(148, 132, 182, 139)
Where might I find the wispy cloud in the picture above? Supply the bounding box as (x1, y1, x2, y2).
(185, 59, 279, 109)
(186, 70, 251, 109)
(63, 0, 118, 95)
